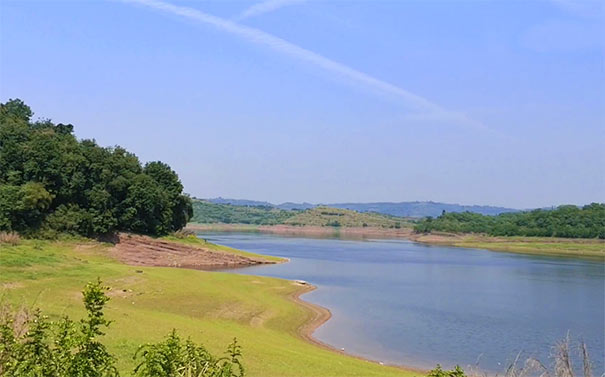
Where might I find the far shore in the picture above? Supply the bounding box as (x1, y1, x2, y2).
(186, 223, 605, 259)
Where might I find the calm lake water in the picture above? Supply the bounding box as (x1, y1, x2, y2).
(201, 232, 605, 374)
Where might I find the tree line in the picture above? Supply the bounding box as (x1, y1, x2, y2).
(190, 200, 297, 225)
(0, 99, 192, 237)
(414, 203, 605, 239)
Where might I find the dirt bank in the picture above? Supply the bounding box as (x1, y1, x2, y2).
(109, 233, 276, 269)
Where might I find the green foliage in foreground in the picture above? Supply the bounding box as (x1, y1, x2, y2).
(0, 99, 192, 237)
(426, 365, 466, 377)
(0, 280, 243, 377)
(190, 200, 297, 225)
(415, 203, 605, 239)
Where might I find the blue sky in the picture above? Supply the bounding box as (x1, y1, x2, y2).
(1, 0, 603, 208)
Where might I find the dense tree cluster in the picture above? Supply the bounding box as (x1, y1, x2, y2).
(414, 203, 605, 239)
(190, 200, 297, 225)
(0, 99, 192, 237)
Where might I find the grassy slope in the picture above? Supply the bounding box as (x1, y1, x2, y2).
(283, 207, 413, 228)
(411, 233, 605, 259)
(0, 239, 415, 377)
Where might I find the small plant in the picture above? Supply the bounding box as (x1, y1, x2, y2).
(0, 280, 245, 377)
(0, 231, 21, 245)
(0, 279, 118, 377)
(427, 364, 467, 377)
(133, 331, 244, 377)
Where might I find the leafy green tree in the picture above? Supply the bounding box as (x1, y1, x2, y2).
(0, 99, 192, 237)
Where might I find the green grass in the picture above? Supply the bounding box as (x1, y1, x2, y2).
(425, 234, 605, 259)
(0, 239, 416, 377)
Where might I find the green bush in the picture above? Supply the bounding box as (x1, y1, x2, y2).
(427, 365, 466, 377)
(0, 280, 244, 377)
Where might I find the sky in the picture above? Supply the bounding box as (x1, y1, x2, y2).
(1, 0, 603, 209)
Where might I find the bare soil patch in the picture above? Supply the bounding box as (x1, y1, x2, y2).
(109, 233, 275, 269)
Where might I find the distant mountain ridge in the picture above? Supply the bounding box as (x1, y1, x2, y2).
(205, 198, 519, 218)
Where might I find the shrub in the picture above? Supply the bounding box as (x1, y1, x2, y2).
(427, 365, 466, 377)
(133, 332, 244, 377)
(0, 280, 244, 377)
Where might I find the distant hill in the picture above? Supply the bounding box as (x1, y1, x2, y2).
(206, 197, 274, 207)
(328, 202, 519, 218)
(206, 198, 519, 218)
(283, 206, 413, 228)
(191, 200, 414, 228)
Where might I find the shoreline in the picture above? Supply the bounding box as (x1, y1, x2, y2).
(289, 282, 426, 374)
(108, 234, 424, 374)
(187, 223, 414, 240)
(187, 223, 605, 259)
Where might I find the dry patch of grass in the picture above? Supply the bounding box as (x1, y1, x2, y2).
(0, 231, 21, 246)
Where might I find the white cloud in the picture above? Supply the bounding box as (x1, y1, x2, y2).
(235, 0, 306, 21)
(123, 0, 488, 131)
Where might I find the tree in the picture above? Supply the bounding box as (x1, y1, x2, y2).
(0, 99, 192, 237)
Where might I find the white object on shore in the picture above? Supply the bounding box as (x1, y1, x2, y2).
(294, 280, 308, 285)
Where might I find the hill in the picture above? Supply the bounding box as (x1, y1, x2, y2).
(206, 198, 518, 217)
(191, 200, 414, 228)
(283, 206, 412, 228)
(328, 201, 518, 217)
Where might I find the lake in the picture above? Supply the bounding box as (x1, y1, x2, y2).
(200, 232, 604, 374)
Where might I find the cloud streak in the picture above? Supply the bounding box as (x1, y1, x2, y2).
(235, 0, 306, 21)
(124, 0, 487, 131)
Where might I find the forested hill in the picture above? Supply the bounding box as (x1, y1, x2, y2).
(0, 99, 192, 237)
(206, 198, 517, 217)
(414, 203, 605, 239)
(190, 200, 412, 228)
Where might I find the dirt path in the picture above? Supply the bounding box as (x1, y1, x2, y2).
(109, 233, 275, 269)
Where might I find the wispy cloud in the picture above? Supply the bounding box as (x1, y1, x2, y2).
(235, 0, 306, 21)
(123, 0, 487, 131)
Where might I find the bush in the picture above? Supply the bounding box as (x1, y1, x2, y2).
(0, 280, 244, 377)
(427, 365, 466, 377)
(133, 332, 244, 377)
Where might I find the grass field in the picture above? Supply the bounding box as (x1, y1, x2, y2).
(410, 233, 605, 259)
(0, 238, 416, 377)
